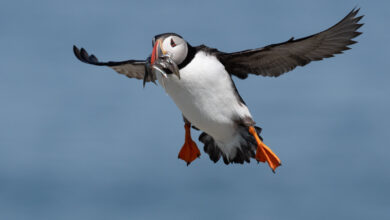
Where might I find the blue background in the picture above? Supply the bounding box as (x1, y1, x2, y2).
(1, 0, 389, 219)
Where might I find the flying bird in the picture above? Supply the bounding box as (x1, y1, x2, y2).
(73, 8, 363, 172)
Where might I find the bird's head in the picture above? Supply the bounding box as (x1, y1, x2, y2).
(150, 33, 188, 79)
(151, 33, 188, 65)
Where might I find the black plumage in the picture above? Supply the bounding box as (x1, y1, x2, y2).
(214, 8, 363, 79)
(200, 126, 263, 165)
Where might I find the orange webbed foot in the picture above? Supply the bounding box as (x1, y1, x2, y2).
(178, 124, 200, 165)
(249, 126, 281, 173)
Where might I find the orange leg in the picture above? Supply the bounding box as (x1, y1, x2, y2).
(249, 126, 281, 173)
(178, 123, 201, 165)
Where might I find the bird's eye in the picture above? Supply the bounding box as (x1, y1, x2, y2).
(170, 38, 177, 47)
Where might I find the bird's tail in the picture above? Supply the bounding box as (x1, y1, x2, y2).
(199, 126, 263, 164)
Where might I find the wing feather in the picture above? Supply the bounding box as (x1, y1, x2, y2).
(73, 45, 149, 81)
(218, 8, 364, 78)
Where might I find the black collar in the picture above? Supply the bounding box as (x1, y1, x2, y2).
(178, 43, 196, 70)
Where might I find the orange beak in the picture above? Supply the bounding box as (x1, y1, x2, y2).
(151, 39, 163, 65)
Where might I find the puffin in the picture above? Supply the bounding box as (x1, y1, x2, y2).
(73, 8, 363, 172)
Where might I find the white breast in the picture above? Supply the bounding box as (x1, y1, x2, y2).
(157, 51, 252, 144)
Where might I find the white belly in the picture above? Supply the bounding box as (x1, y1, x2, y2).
(157, 52, 252, 143)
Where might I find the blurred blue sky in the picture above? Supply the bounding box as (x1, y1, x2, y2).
(0, 0, 389, 219)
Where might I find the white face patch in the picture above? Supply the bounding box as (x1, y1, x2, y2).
(161, 36, 188, 65)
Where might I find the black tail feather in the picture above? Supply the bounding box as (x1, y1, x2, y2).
(199, 126, 263, 165)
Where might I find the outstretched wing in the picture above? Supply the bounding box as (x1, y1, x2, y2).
(218, 8, 364, 79)
(73, 45, 151, 82)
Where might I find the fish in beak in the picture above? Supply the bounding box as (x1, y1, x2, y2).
(151, 39, 181, 79)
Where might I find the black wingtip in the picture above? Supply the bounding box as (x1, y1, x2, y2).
(351, 7, 364, 21)
(73, 45, 82, 61)
(350, 6, 360, 15)
(80, 48, 88, 61)
(72, 45, 104, 66)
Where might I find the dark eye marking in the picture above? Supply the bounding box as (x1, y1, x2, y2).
(170, 38, 177, 47)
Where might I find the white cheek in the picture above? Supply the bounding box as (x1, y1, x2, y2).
(172, 45, 187, 64)
(161, 38, 188, 65)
